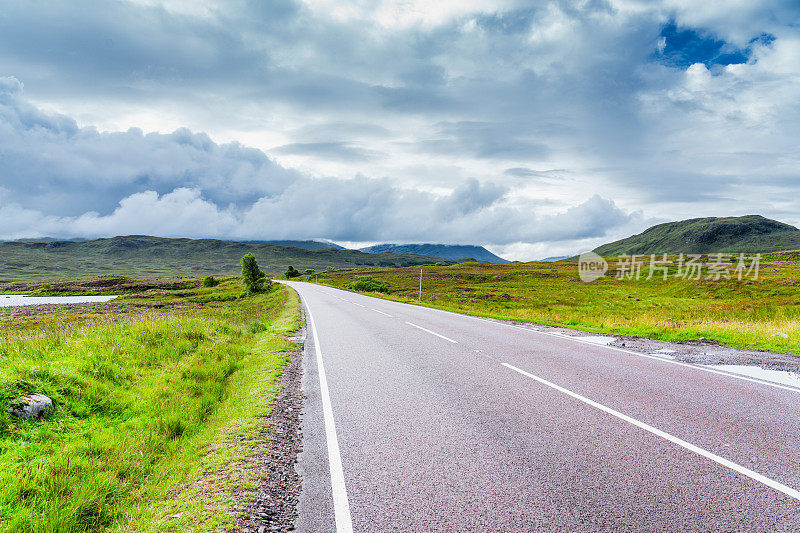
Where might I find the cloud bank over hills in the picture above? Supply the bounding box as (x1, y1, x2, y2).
(0, 78, 639, 250)
(0, 0, 798, 259)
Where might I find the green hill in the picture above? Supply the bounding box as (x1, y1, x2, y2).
(0, 235, 450, 281)
(594, 215, 800, 256)
(359, 243, 508, 263)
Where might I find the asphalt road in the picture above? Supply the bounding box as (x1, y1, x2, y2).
(282, 281, 800, 532)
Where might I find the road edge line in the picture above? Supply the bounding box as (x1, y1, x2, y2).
(306, 303, 354, 532)
(500, 322, 800, 393)
(319, 282, 799, 395)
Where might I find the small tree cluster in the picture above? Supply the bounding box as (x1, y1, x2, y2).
(202, 275, 219, 287)
(284, 265, 301, 279)
(241, 253, 269, 293)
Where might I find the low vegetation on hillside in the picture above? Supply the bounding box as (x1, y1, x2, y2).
(316, 253, 800, 355)
(0, 235, 450, 281)
(0, 274, 300, 532)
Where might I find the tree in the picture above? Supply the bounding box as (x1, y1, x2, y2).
(284, 265, 301, 279)
(304, 269, 315, 276)
(202, 275, 219, 287)
(241, 253, 268, 293)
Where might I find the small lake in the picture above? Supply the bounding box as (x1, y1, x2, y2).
(0, 295, 119, 307)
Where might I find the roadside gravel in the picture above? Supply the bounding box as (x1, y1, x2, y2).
(490, 318, 800, 371)
(236, 329, 304, 533)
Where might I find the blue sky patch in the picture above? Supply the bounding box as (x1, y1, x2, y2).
(653, 22, 771, 68)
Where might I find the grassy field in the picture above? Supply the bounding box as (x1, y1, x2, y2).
(313, 252, 800, 356)
(0, 276, 300, 532)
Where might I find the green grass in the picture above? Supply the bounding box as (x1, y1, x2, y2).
(314, 258, 800, 356)
(0, 278, 301, 532)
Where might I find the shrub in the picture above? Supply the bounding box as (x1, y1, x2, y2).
(202, 276, 219, 287)
(350, 277, 389, 293)
(284, 266, 301, 279)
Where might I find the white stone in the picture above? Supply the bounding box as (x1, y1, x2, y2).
(8, 394, 52, 419)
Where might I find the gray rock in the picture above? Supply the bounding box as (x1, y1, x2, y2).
(8, 394, 52, 419)
(772, 332, 789, 339)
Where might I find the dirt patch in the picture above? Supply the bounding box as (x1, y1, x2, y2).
(235, 330, 304, 532)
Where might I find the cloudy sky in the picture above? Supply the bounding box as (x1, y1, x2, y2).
(1, 0, 799, 259)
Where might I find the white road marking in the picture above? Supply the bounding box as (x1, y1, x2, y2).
(500, 322, 800, 394)
(306, 304, 354, 532)
(372, 308, 393, 317)
(502, 362, 800, 502)
(405, 321, 458, 344)
(352, 302, 366, 308)
(315, 284, 800, 393)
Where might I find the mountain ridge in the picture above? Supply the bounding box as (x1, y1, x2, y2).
(358, 243, 508, 263)
(246, 240, 346, 250)
(0, 235, 452, 281)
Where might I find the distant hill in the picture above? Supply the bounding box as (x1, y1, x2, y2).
(241, 240, 347, 250)
(538, 255, 571, 262)
(594, 215, 800, 256)
(359, 243, 508, 264)
(7, 237, 88, 242)
(0, 235, 450, 281)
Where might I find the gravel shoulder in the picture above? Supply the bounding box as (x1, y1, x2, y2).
(488, 317, 800, 372)
(236, 326, 305, 532)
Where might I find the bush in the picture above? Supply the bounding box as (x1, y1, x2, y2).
(241, 254, 269, 293)
(350, 277, 389, 293)
(284, 266, 301, 279)
(202, 276, 219, 287)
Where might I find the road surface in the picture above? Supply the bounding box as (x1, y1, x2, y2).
(282, 281, 800, 532)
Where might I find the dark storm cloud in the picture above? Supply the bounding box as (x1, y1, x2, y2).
(0, 79, 298, 216)
(0, 79, 637, 244)
(272, 142, 384, 162)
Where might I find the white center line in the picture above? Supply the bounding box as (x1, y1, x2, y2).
(405, 321, 458, 344)
(502, 361, 800, 502)
(352, 302, 366, 308)
(329, 285, 800, 395)
(306, 304, 354, 532)
(372, 308, 393, 317)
